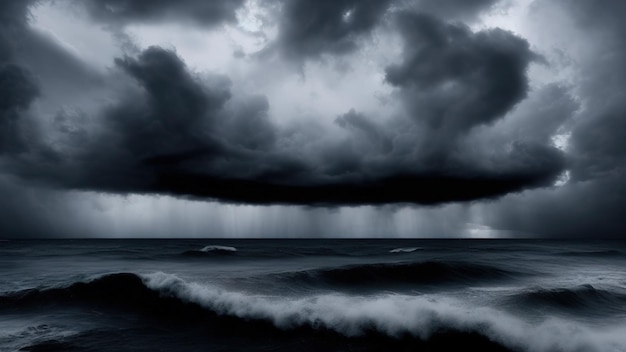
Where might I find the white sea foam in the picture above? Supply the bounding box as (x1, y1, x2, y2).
(200, 245, 237, 253)
(389, 247, 422, 253)
(143, 272, 626, 352)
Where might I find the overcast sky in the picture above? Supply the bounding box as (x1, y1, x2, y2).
(0, 0, 624, 238)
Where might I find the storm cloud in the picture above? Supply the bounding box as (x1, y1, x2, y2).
(0, 0, 624, 237)
(78, 0, 246, 27)
(479, 0, 626, 237)
(386, 13, 535, 133)
(6, 35, 564, 205)
(0, 64, 38, 154)
(0, 0, 41, 155)
(402, 0, 502, 21)
(270, 0, 393, 61)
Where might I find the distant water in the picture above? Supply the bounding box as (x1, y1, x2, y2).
(1, 239, 626, 352)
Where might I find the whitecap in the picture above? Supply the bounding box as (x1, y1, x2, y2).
(200, 245, 237, 253)
(389, 247, 422, 253)
(142, 272, 626, 352)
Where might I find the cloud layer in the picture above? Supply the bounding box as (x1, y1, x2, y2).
(0, 0, 624, 236)
(79, 0, 246, 27)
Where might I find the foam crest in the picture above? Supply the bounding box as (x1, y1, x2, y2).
(200, 245, 237, 253)
(390, 247, 422, 253)
(144, 272, 626, 352)
(180, 245, 238, 257)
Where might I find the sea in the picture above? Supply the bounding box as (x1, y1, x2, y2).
(1, 239, 626, 352)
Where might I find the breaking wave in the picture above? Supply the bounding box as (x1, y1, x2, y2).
(2, 273, 626, 352)
(181, 245, 238, 257)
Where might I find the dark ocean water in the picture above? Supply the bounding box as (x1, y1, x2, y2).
(1, 239, 626, 352)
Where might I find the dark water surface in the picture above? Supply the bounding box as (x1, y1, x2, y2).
(1, 239, 626, 351)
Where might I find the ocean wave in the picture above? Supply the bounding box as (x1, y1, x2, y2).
(513, 284, 626, 313)
(145, 273, 626, 352)
(2, 273, 626, 351)
(274, 260, 520, 289)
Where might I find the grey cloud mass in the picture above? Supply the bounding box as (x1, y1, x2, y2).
(79, 0, 246, 27)
(564, 0, 626, 182)
(386, 13, 535, 133)
(7, 34, 563, 205)
(0, 0, 40, 155)
(2, 0, 563, 206)
(268, 0, 502, 62)
(271, 0, 393, 60)
(480, 0, 626, 237)
(0, 0, 624, 237)
(0, 64, 38, 154)
(402, 0, 501, 21)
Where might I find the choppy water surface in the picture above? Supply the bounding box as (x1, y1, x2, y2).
(1, 239, 626, 352)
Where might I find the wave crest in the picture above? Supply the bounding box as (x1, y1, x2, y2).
(181, 245, 238, 257)
(389, 247, 422, 253)
(3, 273, 626, 352)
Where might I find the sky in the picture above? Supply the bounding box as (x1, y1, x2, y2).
(0, 0, 624, 238)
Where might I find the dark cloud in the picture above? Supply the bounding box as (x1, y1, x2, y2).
(12, 29, 103, 104)
(562, 0, 626, 182)
(0, 63, 39, 154)
(4, 38, 565, 206)
(269, 0, 393, 61)
(0, 1, 572, 210)
(0, 0, 101, 98)
(0, 0, 42, 155)
(79, 0, 245, 27)
(487, 173, 626, 238)
(0, 175, 64, 238)
(364, 13, 566, 200)
(555, 0, 626, 236)
(113, 46, 230, 131)
(5, 0, 625, 238)
(481, 0, 626, 237)
(220, 95, 276, 151)
(403, 0, 501, 21)
(543, 1, 626, 177)
(57, 46, 233, 191)
(0, 0, 35, 26)
(336, 109, 392, 154)
(0, 0, 36, 61)
(0, 64, 38, 113)
(462, 84, 578, 158)
(0, 0, 41, 48)
(385, 13, 535, 134)
(268, 0, 502, 63)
